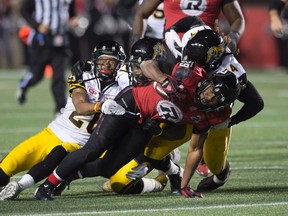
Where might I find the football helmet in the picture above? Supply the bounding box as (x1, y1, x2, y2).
(129, 37, 166, 83)
(195, 70, 240, 112)
(182, 29, 225, 70)
(92, 41, 126, 82)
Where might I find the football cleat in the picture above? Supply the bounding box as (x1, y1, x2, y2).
(196, 161, 210, 177)
(51, 180, 70, 196)
(197, 161, 231, 192)
(101, 180, 113, 192)
(34, 182, 55, 201)
(16, 87, 26, 105)
(153, 172, 168, 192)
(168, 164, 184, 195)
(0, 181, 22, 200)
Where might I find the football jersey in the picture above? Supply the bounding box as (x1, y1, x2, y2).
(163, 0, 234, 32)
(215, 54, 247, 89)
(145, 2, 165, 39)
(48, 68, 129, 146)
(132, 64, 231, 130)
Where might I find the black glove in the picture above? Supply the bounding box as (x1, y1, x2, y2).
(71, 60, 91, 83)
(180, 187, 203, 198)
(126, 163, 150, 180)
(142, 118, 163, 136)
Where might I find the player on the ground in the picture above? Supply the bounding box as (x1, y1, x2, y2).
(0, 41, 129, 200)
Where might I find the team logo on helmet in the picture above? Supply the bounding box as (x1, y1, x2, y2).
(152, 42, 166, 61)
(206, 46, 225, 64)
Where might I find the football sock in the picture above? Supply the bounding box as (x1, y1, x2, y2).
(164, 161, 179, 175)
(18, 174, 34, 190)
(141, 178, 163, 194)
(47, 170, 64, 186)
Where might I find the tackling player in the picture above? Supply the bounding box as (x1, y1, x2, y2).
(34, 37, 239, 200)
(0, 41, 129, 200)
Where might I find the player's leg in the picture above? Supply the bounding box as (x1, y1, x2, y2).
(196, 128, 232, 192)
(0, 128, 68, 200)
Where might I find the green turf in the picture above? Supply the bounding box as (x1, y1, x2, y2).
(0, 69, 287, 216)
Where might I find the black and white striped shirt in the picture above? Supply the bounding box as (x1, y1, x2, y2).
(21, 0, 76, 36)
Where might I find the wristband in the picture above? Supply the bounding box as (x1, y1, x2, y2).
(93, 102, 102, 113)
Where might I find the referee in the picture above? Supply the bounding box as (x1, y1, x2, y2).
(17, 0, 78, 115)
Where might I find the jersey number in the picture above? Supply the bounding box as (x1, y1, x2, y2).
(69, 111, 100, 134)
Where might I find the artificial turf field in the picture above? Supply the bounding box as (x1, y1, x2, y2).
(0, 69, 287, 216)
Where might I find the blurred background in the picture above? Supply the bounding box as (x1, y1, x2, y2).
(0, 0, 286, 71)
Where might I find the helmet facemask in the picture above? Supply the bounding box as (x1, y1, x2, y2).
(129, 38, 166, 84)
(92, 41, 126, 82)
(195, 71, 240, 112)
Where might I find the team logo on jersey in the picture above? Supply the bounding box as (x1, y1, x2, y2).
(87, 86, 99, 97)
(190, 115, 202, 123)
(156, 100, 183, 123)
(180, 0, 207, 16)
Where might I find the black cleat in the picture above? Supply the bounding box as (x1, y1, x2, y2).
(168, 164, 184, 195)
(34, 182, 55, 201)
(52, 180, 70, 196)
(197, 160, 231, 192)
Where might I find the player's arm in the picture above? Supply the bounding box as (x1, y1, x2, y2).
(181, 130, 208, 188)
(229, 81, 264, 126)
(132, 0, 162, 42)
(71, 87, 100, 115)
(222, 1, 245, 52)
(269, 0, 287, 36)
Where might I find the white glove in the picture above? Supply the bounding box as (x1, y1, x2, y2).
(165, 29, 182, 58)
(212, 118, 231, 130)
(101, 99, 125, 115)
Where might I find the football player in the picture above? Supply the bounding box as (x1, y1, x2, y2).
(123, 21, 263, 197)
(0, 41, 129, 200)
(34, 36, 240, 200)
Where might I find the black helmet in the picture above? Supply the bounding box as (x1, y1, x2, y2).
(195, 70, 240, 112)
(92, 41, 126, 82)
(129, 37, 166, 64)
(129, 37, 166, 83)
(182, 29, 225, 69)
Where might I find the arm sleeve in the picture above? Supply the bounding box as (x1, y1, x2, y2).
(167, 16, 205, 33)
(21, 0, 39, 30)
(230, 81, 264, 126)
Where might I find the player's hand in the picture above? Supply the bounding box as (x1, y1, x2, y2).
(227, 32, 240, 53)
(101, 99, 125, 115)
(212, 118, 231, 130)
(180, 187, 203, 198)
(142, 118, 163, 136)
(165, 29, 182, 58)
(71, 60, 91, 83)
(126, 163, 149, 180)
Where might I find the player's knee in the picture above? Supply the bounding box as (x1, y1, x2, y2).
(0, 168, 10, 186)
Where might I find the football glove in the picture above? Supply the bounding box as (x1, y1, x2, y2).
(227, 32, 240, 53)
(180, 186, 203, 198)
(142, 118, 163, 136)
(212, 118, 232, 130)
(126, 163, 150, 180)
(165, 29, 182, 58)
(71, 60, 91, 83)
(101, 99, 126, 115)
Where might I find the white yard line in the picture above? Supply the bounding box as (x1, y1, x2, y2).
(10, 202, 288, 216)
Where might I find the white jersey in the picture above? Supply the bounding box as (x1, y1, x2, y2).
(216, 54, 247, 89)
(139, 1, 165, 39)
(48, 69, 129, 146)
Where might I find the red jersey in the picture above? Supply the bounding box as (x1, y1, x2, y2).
(132, 64, 232, 130)
(163, 0, 234, 38)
